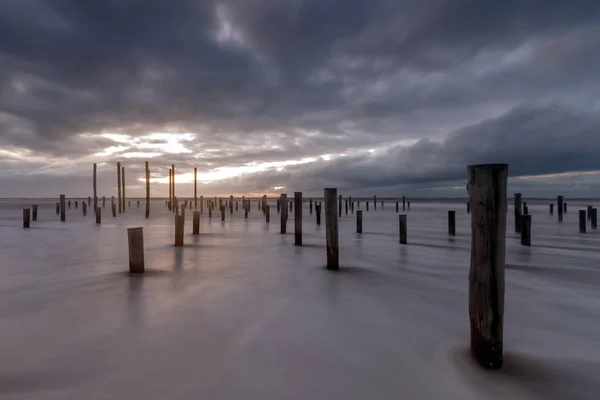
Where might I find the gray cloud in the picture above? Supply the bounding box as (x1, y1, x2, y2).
(1, 1, 600, 196)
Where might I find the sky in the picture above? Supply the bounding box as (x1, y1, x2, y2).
(1, 0, 600, 198)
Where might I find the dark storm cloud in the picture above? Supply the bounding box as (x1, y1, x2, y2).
(1, 0, 600, 196)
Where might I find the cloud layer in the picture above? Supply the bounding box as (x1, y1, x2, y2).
(1, 1, 600, 197)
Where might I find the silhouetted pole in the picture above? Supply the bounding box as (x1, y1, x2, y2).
(356, 210, 363, 233)
(402, 196, 406, 211)
(96, 207, 101, 224)
(579, 210, 586, 233)
(523, 205, 528, 215)
(171, 164, 175, 211)
(200, 195, 204, 214)
(467, 202, 470, 214)
(192, 211, 200, 235)
(338, 194, 342, 217)
(591, 208, 597, 229)
(221, 205, 225, 221)
(230, 195, 233, 214)
(122, 166, 126, 212)
(564, 202, 568, 213)
(366, 202, 369, 212)
(128, 227, 145, 274)
(32, 205, 38, 221)
(103, 196, 106, 208)
(396, 201, 399, 212)
(295, 192, 302, 246)
(145, 161, 150, 218)
(549, 204, 554, 215)
(399, 214, 407, 244)
(448, 210, 456, 236)
(280, 194, 288, 234)
(60, 194, 66, 222)
(266, 205, 270, 223)
(310, 199, 313, 215)
(174, 215, 184, 246)
(316, 202, 322, 226)
(345, 199, 348, 215)
(374, 195, 377, 211)
(467, 163, 508, 370)
(514, 193, 522, 233)
(56, 202, 59, 215)
(93, 163, 98, 211)
(520, 215, 531, 246)
(587, 205, 593, 221)
(168, 168, 172, 211)
(112, 202, 116, 218)
(325, 188, 339, 270)
(558, 196, 564, 222)
(23, 209, 30, 228)
(117, 162, 122, 214)
(82, 202, 87, 216)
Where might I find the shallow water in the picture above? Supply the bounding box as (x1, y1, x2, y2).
(0, 198, 598, 399)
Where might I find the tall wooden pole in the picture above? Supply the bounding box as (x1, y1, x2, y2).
(145, 161, 150, 218)
(171, 164, 175, 209)
(121, 166, 126, 213)
(325, 188, 339, 270)
(467, 163, 508, 369)
(194, 167, 198, 210)
(93, 163, 97, 211)
(168, 169, 172, 211)
(117, 162, 122, 214)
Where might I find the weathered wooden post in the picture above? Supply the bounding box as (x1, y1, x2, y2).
(399, 215, 407, 244)
(93, 163, 97, 211)
(277, 199, 280, 214)
(117, 162, 122, 214)
(95, 207, 101, 224)
(345, 199, 348, 215)
(112, 203, 117, 218)
(579, 210, 586, 233)
(236, 201, 238, 211)
(310, 199, 313, 215)
(32, 205, 38, 221)
(127, 227, 145, 274)
(467, 202, 470, 214)
(316, 202, 322, 226)
(171, 164, 175, 211)
(180, 203, 186, 218)
(325, 189, 339, 270)
(60, 194, 66, 222)
(374, 195, 377, 211)
(23, 209, 30, 228)
(295, 192, 302, 246)
(122, 166, 126, 212)
(523, 205, 528, 215)
(357, 200, 360, 207)
(200, 195, 204, 214)
(351, 201, 354, 213)
(402, 196, 406, 211)
(591, 208, 598, 229)
(88, 196, 91, 206)
(549, 204, 554, 215)
(520, 215, 531, 246)
(290, 201, 293, 212)
(168, 168, 172, 211)
(244, 207, 248, 219)
(75, 200, 78, 208)
(221, 205, 225, 221)
(103, 196, 106, 208)
(145, 161, 150, 219)
(356, 210, 363, 233)
(448, 210, 456, 236)
(68, 200, 71, 209)
(82, 202, 87, 216)
(587, 205, 593, 220)
(564, 203, 568, 213)
(192, 211, 200, 235)
(514, 193, 522, 233)
(208, 204, 213, 219)
(366, 202, 369, 212)
(338, 194, 342, 217)
(230, 195, 233, 214)
(266, 205, 270, 223)
(396, 201, 399, 212)
(467, 163, 508, 369)
(557, 196, 564, 222)
(175, 215, 184, 246)
(280, 194, 288, 234)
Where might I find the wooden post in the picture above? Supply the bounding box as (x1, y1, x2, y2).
(112, 203, 116, 218)
(230, 195, 233, 214)
(193, 211, 200, 235)
(338, 194, 342, 217)
(236, 201, 238, 211)
(325, 188, 339, 270)
(68, 200, 71, 209)
(82, 202, 87, 216)
(557, 196, 564, 222)
(93, 163, 97, 211)
(117, 162, 122, 214)
(587, 205, 593, 220)
(310, 199, 313, 215)
(366, 202, 369, 212)
(374, 195, 377, 211)
(266, 205, 270, 223)
(398, 214, 408, 244)
(520, 215, 531, 246)
(244, 207, 248, 219)
(103, 196, 106, 208)
(145, 161, 150, 219)
(295, 192, 302, 246)
(467, 163, 508, 369)
(523, 205, 528, 215)
(345, 199, 348, 215)
(127, 227, 145, 274)
(277, 199, 280, 214)
(75, 200, 78, 208)
(448, 210, 456, 236)
(23, 209, 30, 228)
(168, 168, 172, 211)
(200, 195, 204, 214)
(32, 205, 38, 221)
(591, 208, 598, 229)
(396, 201, 399, 212)
(221, 205, 225, 221)
(357, 210, 363, 233)
(88, 196, 91, 206)
(579, 210, 586, 233)
(467, 202, 470, 214)
(316, 202, 321, 226)
(549, 204, 553, 215)
(564, 202, 568, 213)
(180, 203, 186, 218)
(280, 194, 287, 234)
(60, 194, 66, 222)
(56, 202, 59, 215)
(174, 215, 184, 246)
(96, 207, 101, 224)
(171, 164, 175, 210)
(514, 193, 522, 233)
(121, 166, 126, 212)
(290, 201, 293, 213)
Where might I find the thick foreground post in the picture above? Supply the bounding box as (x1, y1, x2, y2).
(467, 163, 508, 369)
(520, 215, 531, 246)
(448, 210, 456, 236)
(558, 196, 564, 222)
(96, 207, 101, 224)
(357, 210, 363, 233)
(280, 194, 288, 234)
(60, 194, 66, 222)
(23, 209, 30, 228)
(32, 205, 38, 221)
(175, 215, 184, 246)
(127, 227, 145, 274)
(294, 192, 302, 245)
(399, 215, 407, 244)
(193, 211, 200, 235)
(514, 193, 522, 233)
(325, 188, 339, 270)
(579, 210, 586, 233)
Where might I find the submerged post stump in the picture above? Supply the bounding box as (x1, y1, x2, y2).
(60, 195, 66, 222)
(127, 227, 145, 274)
(467, 163, 508, 370)
(325, 188, 339, 270)
(357, 210, 363, 233)
(193, 211, 200, 235)
(520, 215, 531, 246)
(558, 196, 564, 222)
(579, 210, 586, 233)
(294, 192, 302, 246)
(175, 215, 184, 246)
(23, 209, 30, 228)
(399, 214, 407, 244)
(448, 210, 456, 236)
(95, 207, 101, 224)
(32, 205, 38, 221)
